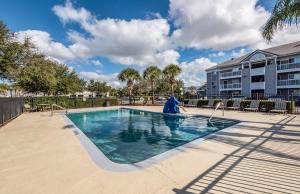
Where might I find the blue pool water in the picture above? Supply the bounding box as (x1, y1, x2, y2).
(67, 108, 239, 164)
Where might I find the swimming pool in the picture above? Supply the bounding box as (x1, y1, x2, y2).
(67, 108, 239, 164)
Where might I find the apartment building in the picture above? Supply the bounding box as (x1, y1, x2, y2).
(206, 41, 300, 98)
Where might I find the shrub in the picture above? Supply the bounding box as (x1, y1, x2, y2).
(197, 100, 208, 107)
(240, 100, 251, 110)
(227, 100, 234, 107)
(183, 99, 189, 105)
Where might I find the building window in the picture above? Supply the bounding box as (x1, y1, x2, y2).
(289, 58, 295, 64)
(289, 89, 300, 95)
(288, 73, 300, 80)
(233, 67, 239, 72)
(280, 59, 289, 65)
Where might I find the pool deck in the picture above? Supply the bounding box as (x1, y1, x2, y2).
(0, 106, 300, 194)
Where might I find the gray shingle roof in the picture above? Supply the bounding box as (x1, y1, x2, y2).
(206, 41, 300, 71)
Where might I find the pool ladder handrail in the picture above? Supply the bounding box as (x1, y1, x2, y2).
(208, 102, 224, 122)
(51, 104, 68, 116)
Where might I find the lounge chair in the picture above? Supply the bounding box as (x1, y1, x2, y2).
(270, 101, 287, 114)
(24, 104, 37, 112)
(202, 100, 214, 108)
(244, 100, 260, 112)
(221, 99, 228, 108)
(185, 99, 198, 107)
(227, 100, 241, 110)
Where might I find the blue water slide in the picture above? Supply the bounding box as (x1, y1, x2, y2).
(163, 96, 180, 114)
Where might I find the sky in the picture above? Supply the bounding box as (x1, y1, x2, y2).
(0, 0, 299, 87)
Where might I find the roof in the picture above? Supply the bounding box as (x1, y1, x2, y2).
(206, 41, 300, 71)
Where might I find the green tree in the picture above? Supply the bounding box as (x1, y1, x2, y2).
(143, 66, 161, 104)
(163, 64, 182, 95)
(94, 81, 111, 97)
(118, 68, 141, 104)
(189, 86, 197, 95)
(53, 64, 85, 95)
(262, 0, 300, 41)
(87, 80, 96, 97)
(17, 55, 57, 94)
(0, 83, 9, 95)
(0, 21, 35, 80)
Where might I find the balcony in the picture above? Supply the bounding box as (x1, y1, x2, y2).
(251, 67, 265, 76)
(277, 79, 300, 88)
(251, 82, 265, 90)
(220, 71, 241, 79)
(220, 83, 241, 91)
(277, 63, 300, 73)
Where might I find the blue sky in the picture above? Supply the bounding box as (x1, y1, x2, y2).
(1, 0, 297, 87)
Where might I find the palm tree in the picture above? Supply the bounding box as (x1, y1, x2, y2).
(163, 64, 182, 95)
(87, 79, 96, 97)
(118, 68, 141, 104)
(143, 66, 161, 104)
(262, 0, 300, 41)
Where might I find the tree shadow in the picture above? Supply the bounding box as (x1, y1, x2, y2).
(173, 115, 300, 194)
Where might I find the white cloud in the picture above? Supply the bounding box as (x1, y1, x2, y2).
(169, 0, 270, 50)
(209, 51, 225, 58)
(179, 57, 217, 86)
(254, 25, 300, 49)
(16, 30, 75, 62)
(79, 71, 122, 88)
(231, 48, 247, 58)
(153, 50, 180, 68)
(52, 1, 172, 66)
(169, 0, 300, 51)
(52, 0, 92, 24)
(90, 59, 102, 66)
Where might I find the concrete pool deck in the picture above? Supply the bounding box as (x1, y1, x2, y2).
(0, 106, 299, 194)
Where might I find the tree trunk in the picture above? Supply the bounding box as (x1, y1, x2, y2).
(171, 84, 174, 96)
(129, 88, 132, 105)
(151, 80, 154, 104)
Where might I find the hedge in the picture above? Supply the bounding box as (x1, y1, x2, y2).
(25, 96, 119, 109)
(186, 99, 295, 113)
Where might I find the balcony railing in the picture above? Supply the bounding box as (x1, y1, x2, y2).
(220, 83, 241, 89)
(277, 79, 300, 86)
(220, 71, 241, 78)
(277, 63, 300, 71)
(251, 67, 265, 76)
(251, 82, 265, 90)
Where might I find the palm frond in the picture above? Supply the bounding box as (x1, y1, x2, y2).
(262, 0, 300, 41)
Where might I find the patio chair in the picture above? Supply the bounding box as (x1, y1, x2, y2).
(270, 101, 287, 114)
(244, 100, 260, 112)
(226, 100, 241, 110)
(24, 104, 37, 112)
(202, 100, 214, 108)
(221, 99, 228, 109)
(185, 99, 197, 107)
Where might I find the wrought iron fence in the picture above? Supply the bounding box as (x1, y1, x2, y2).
(0, 97, 24, 126)
(25, 96, 119, 109)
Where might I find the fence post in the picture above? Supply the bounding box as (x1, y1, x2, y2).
(290, 93, 294, 114)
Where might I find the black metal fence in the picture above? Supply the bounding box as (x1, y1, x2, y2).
(0, 97, 24, 126)
(25, 96, 119, 109)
